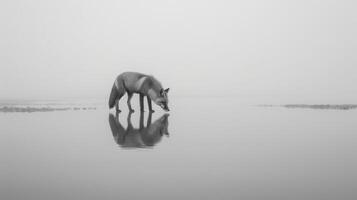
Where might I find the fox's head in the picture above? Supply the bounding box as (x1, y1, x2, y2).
(155, 88, 170, 111)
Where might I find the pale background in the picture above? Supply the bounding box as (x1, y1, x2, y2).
(1, 0, 356, 103)
(1, 2, 357, 200)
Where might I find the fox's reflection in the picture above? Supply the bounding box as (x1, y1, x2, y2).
(108, 112, 169, 148)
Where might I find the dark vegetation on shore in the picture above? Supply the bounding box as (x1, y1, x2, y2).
(284, 104, 357, 110)
(0, 106, 96, 113)
(259, 104, 357, 110)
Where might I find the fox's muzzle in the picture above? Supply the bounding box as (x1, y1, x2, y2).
(161, 104, 169, 111)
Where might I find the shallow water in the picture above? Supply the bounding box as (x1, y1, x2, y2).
(1, 97, 356, 200)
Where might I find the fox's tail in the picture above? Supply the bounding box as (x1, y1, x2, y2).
(108, 83, 118, 108)
(108, 80, 125, 109)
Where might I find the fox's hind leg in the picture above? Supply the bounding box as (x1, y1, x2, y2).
(115, 87, 126, 112)
(126, 112, 134, 130)
(115, 99, 120, 112)
(127, 93, 134, 112)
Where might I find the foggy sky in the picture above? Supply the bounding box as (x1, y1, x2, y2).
(0, 0, 356, 102)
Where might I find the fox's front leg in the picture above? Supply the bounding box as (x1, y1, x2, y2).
(139, 94, 145, 112)
(139, 110, 144, 129)
(147, 111, 152, 127)
(147, 97, 154, 112)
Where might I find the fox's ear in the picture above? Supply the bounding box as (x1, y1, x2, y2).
(164, 88, 170, 93)
(160, 89, 164, 95)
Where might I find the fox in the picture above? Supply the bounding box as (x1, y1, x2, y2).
(108, 72, 170, 112)
(108, 111, 169, 148)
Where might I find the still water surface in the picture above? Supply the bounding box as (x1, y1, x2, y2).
(1, 97, 356, 200)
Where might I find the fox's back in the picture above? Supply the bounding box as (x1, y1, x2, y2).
(117, 72, 162, 94)
(119, 72, 145, 83)
(117, 72, 146, 92)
